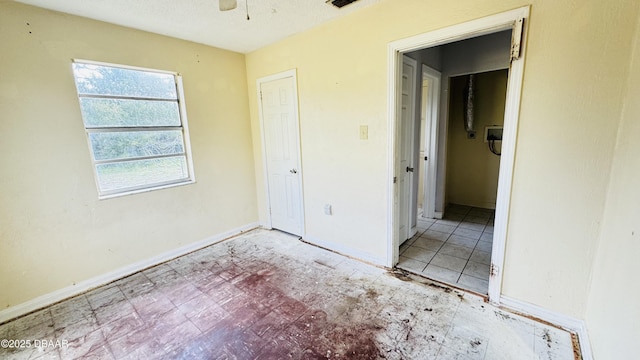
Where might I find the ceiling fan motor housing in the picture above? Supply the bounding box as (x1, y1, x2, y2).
(331, 0, 359, 8)
(219, 0, 237, 11)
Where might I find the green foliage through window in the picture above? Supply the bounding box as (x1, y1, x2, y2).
(79, 98, 180, 128)
(72, 61, 194, 197)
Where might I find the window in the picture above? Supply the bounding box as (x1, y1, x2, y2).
(72, 60, 195, 198)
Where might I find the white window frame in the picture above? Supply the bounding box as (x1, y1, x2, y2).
(72, 59, 196, 199)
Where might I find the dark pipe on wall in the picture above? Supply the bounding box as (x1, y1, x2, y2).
(464, 74, 475, 134)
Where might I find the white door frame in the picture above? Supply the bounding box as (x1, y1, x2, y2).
(387, 6, 529, 303)
(421, 65, 441, 220)
(257, 69, 305, 236)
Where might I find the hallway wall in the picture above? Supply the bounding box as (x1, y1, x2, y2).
(446, 70, 508, 209)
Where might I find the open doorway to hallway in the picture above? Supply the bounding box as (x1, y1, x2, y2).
(389, 7, 528, 303)
(398, 69, 508, 294)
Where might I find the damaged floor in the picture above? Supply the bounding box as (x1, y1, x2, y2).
(0, 229, 577, 359)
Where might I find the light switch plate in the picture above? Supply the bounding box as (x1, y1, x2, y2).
(359, 125, 368, 140)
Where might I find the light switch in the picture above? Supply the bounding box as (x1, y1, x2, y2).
(359, 125, 368, 140)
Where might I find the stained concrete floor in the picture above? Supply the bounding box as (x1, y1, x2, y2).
(0, 229, 578, 359)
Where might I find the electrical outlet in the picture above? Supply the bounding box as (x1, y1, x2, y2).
(324, 204, 332, 215)
(484, 126, 503, 142)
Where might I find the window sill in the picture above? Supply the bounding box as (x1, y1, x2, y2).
(97, 179, 196, 200)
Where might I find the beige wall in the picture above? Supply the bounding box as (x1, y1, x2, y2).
(446, 70, 507, 209)
(585, 14, 640, 359)
(0, 3, 257, 308)
(246, 0, 640, 318)
(502, 0, 638, 318)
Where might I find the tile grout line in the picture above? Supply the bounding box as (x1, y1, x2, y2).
(458, 209, 494, 291)
(456, 213, 488, 284)
(451, 209, 472, 285)
(440, 205, 473, 285)
(436, 206, 491, 292)
(422, 221, 447, 272)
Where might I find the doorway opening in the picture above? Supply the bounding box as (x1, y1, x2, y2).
(387, 7, 529, 302)
(400, 68, 509, 294)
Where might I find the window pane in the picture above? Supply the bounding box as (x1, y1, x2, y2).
(89, 131, 185, 161)
(72, 63, 177, 99)
(79, 98, 180, 128)
(96, 156, 189, 193)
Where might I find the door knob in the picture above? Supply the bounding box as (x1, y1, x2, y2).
(290, 169, 297, 174)
(406, 167, 414, 172)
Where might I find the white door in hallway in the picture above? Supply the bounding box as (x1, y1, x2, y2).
(399, 56, 418, 242)
(421, 65, 441, 220)
(260, 74, 304, 236)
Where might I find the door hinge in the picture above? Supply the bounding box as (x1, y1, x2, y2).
(393, 176, 397, 184)
(259, 91, 263, 100)
(490, 263, 499, 277)
(510, 17, 524, 62)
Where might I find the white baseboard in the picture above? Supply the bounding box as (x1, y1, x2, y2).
(0, 222, 259, 325)
(303, 235, 386, 267)
(500, 295, 593, 360)
(448, 200, 497, 210)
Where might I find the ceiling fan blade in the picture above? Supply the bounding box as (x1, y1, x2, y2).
(219, 0, 237, 11)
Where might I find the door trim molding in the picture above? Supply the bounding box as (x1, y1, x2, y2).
(256, 69, 305, 237)
(386, 6, 530, 304)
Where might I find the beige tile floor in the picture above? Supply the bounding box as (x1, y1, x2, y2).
(398, 204, 495, 294)
(0, 229, 576, 359)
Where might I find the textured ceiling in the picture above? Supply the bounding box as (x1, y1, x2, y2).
(14, 0, 382, 53)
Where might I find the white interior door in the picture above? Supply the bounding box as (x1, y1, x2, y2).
(260, 75, 303, 236)
(399, 56, 418, 243)
(421, 65, 441, 219)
